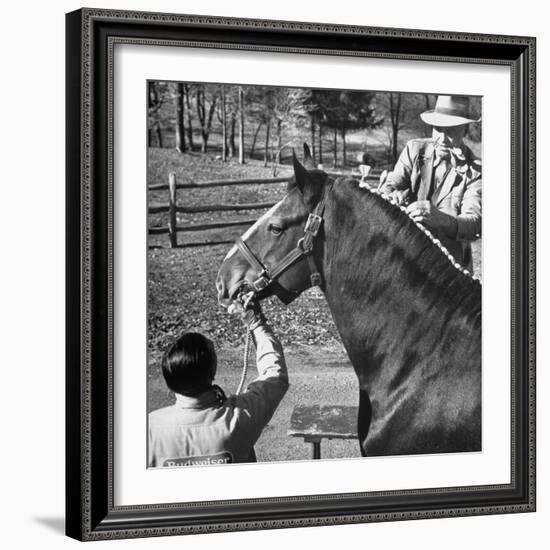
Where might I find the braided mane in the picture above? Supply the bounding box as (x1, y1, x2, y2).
(340, 176, 481, 285)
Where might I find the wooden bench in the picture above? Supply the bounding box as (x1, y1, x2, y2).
(287, 405, 358, 459)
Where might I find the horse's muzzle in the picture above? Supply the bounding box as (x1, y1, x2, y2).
(216, 268, 246, 307)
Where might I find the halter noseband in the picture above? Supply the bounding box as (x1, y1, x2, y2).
(234, 189, 327, 301)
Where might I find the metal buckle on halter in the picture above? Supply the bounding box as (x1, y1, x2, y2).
(304, 213, 323, 236)
(252, 271, 271, 291)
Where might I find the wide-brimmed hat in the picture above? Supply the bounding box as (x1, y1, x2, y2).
(420, 95, 480, 127)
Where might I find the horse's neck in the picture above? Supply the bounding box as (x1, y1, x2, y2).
(321, 188, 479, 389)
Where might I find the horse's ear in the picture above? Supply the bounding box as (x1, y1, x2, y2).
(303, 143, 316, 169)
(292, 148, 321, 207)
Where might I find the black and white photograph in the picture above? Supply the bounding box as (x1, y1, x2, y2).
(1, 0, 545, 546)
(147, 82, 483, 467)
(61, 5, 536, 541)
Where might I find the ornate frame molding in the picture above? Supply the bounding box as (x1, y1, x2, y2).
(66, 8, 536, 541)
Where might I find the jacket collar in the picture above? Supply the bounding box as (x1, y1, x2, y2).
(175, 385, 226, 409)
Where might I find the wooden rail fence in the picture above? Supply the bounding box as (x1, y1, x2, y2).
(148, 169, 380, 248)
(148, 172, 292, 248)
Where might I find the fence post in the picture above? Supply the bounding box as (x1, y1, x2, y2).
(168, 172, 178, 248)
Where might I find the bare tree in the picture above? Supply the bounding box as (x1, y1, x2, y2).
(249, 121, 263, 159)
(264, 118, 271, 167)
(184, 84, 194, 150)
(238, 87, 245, 164)
(148, 81, 168, 147)
(229, 111, 237, 157)
(272, 87, 311, 164)
(332, 127, 337, 168)
(175, 83, 186, 153)
(313, 89, 381, 168)
(388, 92, 403, 164)
(221, 85, 227, 161)
(378, 91, 436, 162)
(318, 122, 323, 164)
(311, 117, 316, 162)
(221, 86, 240, 158)
(195, 84, 218, 153)
(276, 119, 283, 164)
(342, 124, 347, 167)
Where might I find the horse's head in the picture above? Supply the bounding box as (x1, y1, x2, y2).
(216, 144, 328, 307)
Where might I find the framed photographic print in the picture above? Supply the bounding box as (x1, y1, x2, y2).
(65, 8, 536, 541)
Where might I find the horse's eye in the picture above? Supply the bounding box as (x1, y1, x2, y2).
(268, 223, 284, 236)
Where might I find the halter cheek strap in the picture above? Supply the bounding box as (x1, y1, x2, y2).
(234, 191, 327, 295)
(235, 237, 272, 292)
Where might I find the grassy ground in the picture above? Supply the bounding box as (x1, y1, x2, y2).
(147, 147, 482, 463)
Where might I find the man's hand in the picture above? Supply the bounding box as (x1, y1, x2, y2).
(239, 300, 264, 331)
(387, 188, 411, 206)
(406, 200, 457, 238)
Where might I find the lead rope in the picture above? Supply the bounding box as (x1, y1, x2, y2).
(236, 326, 252, 395)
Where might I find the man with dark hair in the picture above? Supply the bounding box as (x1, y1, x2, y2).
(148, 303, 288, 467)
(380, 95, 482, 271)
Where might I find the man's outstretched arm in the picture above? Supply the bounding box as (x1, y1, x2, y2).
(232, 305, 289, 442)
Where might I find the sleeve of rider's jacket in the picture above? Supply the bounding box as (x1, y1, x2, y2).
(379, 141, 414, 194)
(232, 322, 289, 443)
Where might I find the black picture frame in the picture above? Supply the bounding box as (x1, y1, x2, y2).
(66, 8, 536, 541)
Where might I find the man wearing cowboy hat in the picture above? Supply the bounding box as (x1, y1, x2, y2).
(380, 95, 481, 271)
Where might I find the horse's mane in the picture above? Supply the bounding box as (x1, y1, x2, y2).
(334, 177, 481, 285)
(327, 177, 481, 314)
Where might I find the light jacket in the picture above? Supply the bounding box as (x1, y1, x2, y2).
(148, 322, 288, 468)
(380, 138, 482, 270)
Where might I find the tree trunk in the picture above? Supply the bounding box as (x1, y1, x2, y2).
(156, 126, 163, 148)
(238, 87, 245, 164)
(249, 122, 263, 159)
(175, 83, 186, 153)
(221, 85, 227, 161)
(424, 93, 432, 111)
(333, 127, 337, 168)
(205, 91, 218, 154)
(184, 85, 194, 151)
(276, 119, 282, 165)
(341, 124, 347, 167)
(196, 88, 207, 152)
(310, 115, 316, 162)
(318, 122, 323, 164)
(389, 92, 402, 164)
(148, 129, 153, 147)
(149, 81, 158, 109)
(229, 112, 236, 157)
(264, 118, 271, 167)
(196, 85, 218, 154)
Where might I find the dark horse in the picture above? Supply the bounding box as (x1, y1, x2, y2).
(216, 146, 481, 457)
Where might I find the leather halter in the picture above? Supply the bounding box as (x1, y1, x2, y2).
(234, 190, 327, 298)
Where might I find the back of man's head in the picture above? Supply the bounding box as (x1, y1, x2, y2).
(161, 332, 217, 396)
